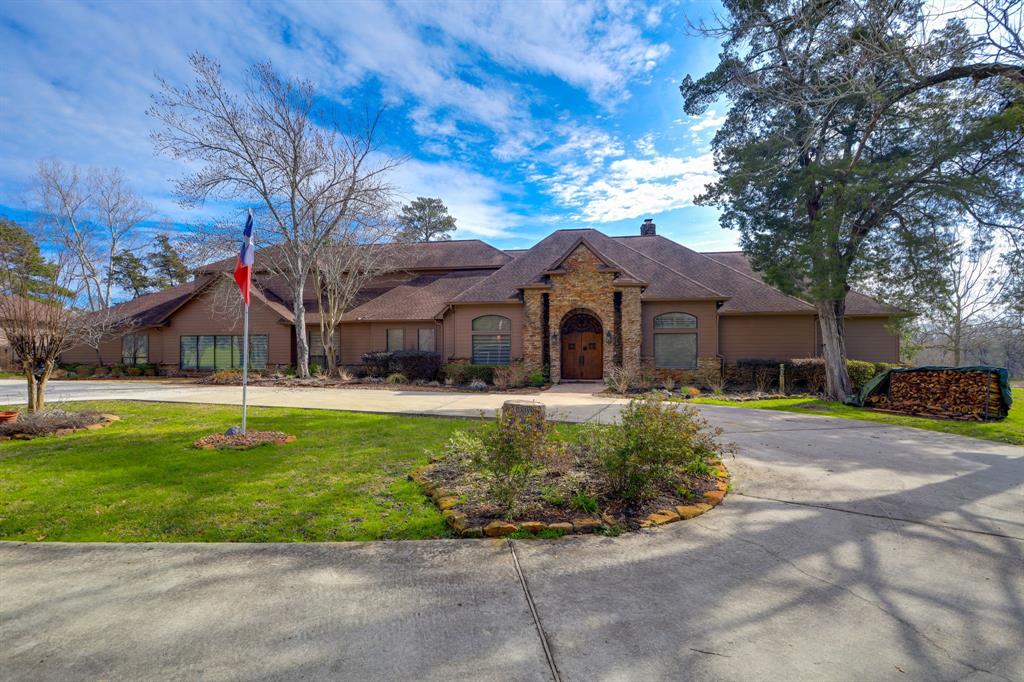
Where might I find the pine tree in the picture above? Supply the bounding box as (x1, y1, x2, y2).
(399, 197, 457, 242)
(147, 234, 190, 288)
(110, 250, 156, 298)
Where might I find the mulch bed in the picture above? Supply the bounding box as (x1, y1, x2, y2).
(193, 431, 296, 450)
(415, 446, 726, 536)
(0, 410, 118, 441)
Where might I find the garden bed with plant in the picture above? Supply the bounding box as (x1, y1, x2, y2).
(413, 396, 731, 538)
(0, 408, 118, 440)
(200, 352, 550, 393)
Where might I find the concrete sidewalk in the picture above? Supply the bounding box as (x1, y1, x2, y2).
(0, 379, 626, 423)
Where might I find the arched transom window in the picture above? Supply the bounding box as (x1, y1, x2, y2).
(471, 315, 511, 365)
(653, 312, 697, 368)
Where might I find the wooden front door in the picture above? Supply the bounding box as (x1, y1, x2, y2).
(561, 313, 603, 380)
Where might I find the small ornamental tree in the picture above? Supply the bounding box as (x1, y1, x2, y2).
(682, 0, 1024, 399)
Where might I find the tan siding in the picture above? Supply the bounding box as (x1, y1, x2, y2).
(844, 317, 900, 363)
(719, 315, 817, 363)
(161, 290, 291, 368)
(62, 330, 162, 366)
(448, 304, 523, 362)
(338, 320, 444, 364)
(641, 301, 718, 360)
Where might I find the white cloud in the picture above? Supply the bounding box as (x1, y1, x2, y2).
(390, 159, 520, 239)
(634, 134, 657, 156)
(538, 150, 717, 223)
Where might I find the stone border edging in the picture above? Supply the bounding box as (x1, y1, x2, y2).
(410, 458, 730, 538)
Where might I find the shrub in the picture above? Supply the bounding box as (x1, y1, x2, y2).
(582, 396, 723, 502)
(846, 359, 876, 391)
(570, 490, 599, 514)
(493, 362, 529, 390)
(442, 361, 496, 385)
(661, 377, 676, 392)
(125, 366, 143, 377)
(468, 378, 488, 391)
(385, 372, 408, 384)
(75, 365, 95, 378)
(309, 363, 322, 376)
(786, 358, 825, 393)
(336, 367, 354, 382)
(392, 350, 442, 382)
(478, 405, 549, 513)
(682, 385, 701, 398)
(604, 364, 638, 394)
(361, 351, 393, 378)
(442, 430, 487, 462)
(874, 361, 900, 376)
(208, 369, 241, 384)
(527, 368, 547, 387)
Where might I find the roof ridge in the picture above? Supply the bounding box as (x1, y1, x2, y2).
(667, 240, 815, 310)
(607, 234, 726, 299)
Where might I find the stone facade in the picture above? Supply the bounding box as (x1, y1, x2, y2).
(619, 286, 642, 374)
(548, 246, 617, 382)
(522, 289, 545, 372)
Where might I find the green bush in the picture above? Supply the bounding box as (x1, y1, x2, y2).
(442, 361, 496, 385)
(527, 368, 547, 387)
(582, 396, 723, 502)
(393, 351, 442, 381)
(478, 406, 549, 514)
(361, 352, 393, 378)
(846, 359, 876, 391)
(873, 361, 901, 376)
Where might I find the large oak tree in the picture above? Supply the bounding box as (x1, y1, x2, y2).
(682, 0, 1023, 399)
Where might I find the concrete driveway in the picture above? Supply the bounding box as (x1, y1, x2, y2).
(1, 382, 1022, 680)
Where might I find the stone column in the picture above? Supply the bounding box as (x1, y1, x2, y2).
(522, 290, 545, 371)
(619, 287, 642, 373)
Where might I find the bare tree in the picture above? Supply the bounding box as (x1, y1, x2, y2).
(312, 216, 407, 375)
(75, 307, 131, 368)
(35, 160, 151, 310)
(921, 238, 1013, 365)
(0, 255, 81, 412)
(149, 54, 401, 377)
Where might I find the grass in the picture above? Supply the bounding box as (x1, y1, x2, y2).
(690, 388, 1023, 446)
(0, 401, 471, 542)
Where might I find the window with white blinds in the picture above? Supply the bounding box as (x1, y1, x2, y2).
(180, 335, 268, 370)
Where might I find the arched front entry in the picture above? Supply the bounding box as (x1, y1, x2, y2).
(561, 311, 603, 380)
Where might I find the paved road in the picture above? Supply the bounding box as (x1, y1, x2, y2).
(1, 382, 1022, 680)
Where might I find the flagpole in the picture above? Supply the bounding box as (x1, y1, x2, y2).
(241, 298, 249, 435)
(241, 208, 252, 435)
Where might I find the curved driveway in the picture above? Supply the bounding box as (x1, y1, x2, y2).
(1, 381, 1022, 680)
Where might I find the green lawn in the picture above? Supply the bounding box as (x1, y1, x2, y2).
(0, 401, 470, 542)
(690, 388, 1023, 446)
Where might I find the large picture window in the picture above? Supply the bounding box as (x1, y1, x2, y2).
(180, 335, 268, 371)
(122, 334, 148, 365)
(653, 312, 697, 369)
(471, 315, 511, 365)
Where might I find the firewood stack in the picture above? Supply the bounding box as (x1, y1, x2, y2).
(865, 369, 1006, 420)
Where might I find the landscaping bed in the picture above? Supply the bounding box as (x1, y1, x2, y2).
(193, 430, 296, 450)
(413, 397, 732, 538)
(0, 408, 118, 440)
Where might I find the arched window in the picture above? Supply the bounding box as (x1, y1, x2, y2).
(654, 312, 697, 329)
(653, 312, 697, 369)
(471, 315, 511, 365)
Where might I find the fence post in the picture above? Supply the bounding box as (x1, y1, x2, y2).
(779, 363, 785, 394)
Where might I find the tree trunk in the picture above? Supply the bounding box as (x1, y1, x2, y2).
(292, 282, 310, 379)
(24, 371, 37, 413)
(323, 326, 338, 375)
(816, 299, 852, 401)
(95, 346, 104, 367)
(34, 374, 47, 412)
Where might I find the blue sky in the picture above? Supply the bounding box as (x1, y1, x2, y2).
(0, 0, 735, 251)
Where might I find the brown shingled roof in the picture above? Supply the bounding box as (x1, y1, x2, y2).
(197, 239, 511, 274)
(344, 269, 494, 321)
(700, 250, 897, 315)
(103, 276, 215, 328)
(453, 230, 725, 303)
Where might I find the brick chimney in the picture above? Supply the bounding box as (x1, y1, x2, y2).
(641, 218, 656, 236)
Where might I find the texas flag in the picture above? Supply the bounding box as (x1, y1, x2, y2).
(233, 211, 254, 305)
